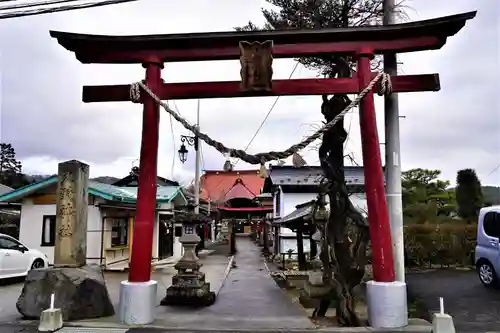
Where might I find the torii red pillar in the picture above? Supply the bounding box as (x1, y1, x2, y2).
(129, 58, 163, 283)
(357, 50, 395, 282)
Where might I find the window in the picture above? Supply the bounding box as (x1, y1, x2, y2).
(0, 236, 20, 250)
(41, 215, 56, 246)
(110, 218, 128, 247)
(275, 189, 281, 217)
(483, 212, 500, 238)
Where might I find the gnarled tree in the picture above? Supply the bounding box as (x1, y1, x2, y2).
(237, 0, 407, 326)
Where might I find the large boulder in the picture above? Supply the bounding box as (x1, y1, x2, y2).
(16, 265, 115, 321)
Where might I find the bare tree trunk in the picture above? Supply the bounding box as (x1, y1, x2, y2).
(313, 93, 369, 326)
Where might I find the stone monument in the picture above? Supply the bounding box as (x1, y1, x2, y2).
(17, 160, 115, 321)
(54, 160, 88, 267)
(161, 204, 215, 307)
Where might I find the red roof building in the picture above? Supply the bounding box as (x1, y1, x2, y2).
(199, 169, 271, 234)
(199, 169, 265, 204)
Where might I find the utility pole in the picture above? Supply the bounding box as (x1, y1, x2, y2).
(194, 99, 201, 215)
(383, 0, 405, 282)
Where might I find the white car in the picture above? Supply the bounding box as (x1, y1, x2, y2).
(0, 233, 49, 279)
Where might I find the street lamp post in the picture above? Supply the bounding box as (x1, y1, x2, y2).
(177, 100, 201, 216)
(178, 135, 197, 164)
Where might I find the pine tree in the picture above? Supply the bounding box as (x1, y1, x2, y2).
(0, 143, 21, 174)
(456, 168, 483, 222)
(0, 143, 29, 188)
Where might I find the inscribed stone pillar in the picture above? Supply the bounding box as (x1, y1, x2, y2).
(54, 160, 89, 267)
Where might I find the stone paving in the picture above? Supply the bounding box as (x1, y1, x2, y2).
(147, 236, 314, 330)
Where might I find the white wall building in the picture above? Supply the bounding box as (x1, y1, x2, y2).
(0, 174, 187, 269)
(263, 165, 371, 255)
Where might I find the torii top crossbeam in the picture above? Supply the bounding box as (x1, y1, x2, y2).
(51, 11, 475, 63)
(50, 12, 475, 102)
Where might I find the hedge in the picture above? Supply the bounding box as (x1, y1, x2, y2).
(404, 223, 477, 267)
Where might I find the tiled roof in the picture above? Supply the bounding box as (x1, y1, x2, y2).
(273, 200, 315, 225)
(200, 169, 264, 203)
(0, 176, 183, 204)
(89, 181, 180, 203)
(223, 178, 255, 201)
(267, 165, 378, 187)
(0, 184, 13, 195)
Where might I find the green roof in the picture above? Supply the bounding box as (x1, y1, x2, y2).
(0, 176, 184, 204)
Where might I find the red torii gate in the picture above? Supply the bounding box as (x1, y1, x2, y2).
(50, 10, 475, 325)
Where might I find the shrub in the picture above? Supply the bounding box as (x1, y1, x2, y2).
(404, 223, 476, 267)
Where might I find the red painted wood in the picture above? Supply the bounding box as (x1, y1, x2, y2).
(82, 74, 439, 103)
(357, 52, 395, 283)
(75, 37, 440, 63)
(128, 61, 163, 283)
(50, 12, 476, 64)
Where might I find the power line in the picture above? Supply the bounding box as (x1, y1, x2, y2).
(0, 0, 140, 19)
(0, 0, 81, 11)
(486, 163, 500, 178)
(234, 61, 300, 166)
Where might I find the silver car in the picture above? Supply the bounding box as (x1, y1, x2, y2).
(475, 205, 500, 288)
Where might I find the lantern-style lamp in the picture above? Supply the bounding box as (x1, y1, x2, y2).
(178, 144, 188, 164)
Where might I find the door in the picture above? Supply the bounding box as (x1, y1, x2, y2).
(158, 216, 174, 259)
(483, 211, 500, 271)
(0, 236, 31, 275)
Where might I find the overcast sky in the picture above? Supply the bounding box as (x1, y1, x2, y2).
(0, 0, 498, 186)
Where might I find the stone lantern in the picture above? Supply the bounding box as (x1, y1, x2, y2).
(301, 194, 331, 303)
(160, 203, 216, 307)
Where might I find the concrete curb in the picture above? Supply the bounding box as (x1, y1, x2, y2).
(214, 255, 235, 296)
(4, 320, 432, 333)
(123, 327, 432, 332)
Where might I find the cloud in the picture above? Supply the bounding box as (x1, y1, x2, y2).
(0, 0, 498, 187)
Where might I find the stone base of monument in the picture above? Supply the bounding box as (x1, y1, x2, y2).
(299, 289, 337, 309)
(366, 280, 408, 329)
(284, 271, 309, 289)
(119, 280, 157, 325)
(17, 265, 114, 321)
(160, 270, 216, 307)
(299, 270, 335, 309)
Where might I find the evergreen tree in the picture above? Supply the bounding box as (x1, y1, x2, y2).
(0, 143, 21, 174)
(0, 143, 30, 189)
(456, 168, 483, 222)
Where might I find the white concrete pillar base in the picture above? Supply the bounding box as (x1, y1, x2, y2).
(432, 313, 456, 333)
(119, 280, 157, 325)
(366, 280, 408, 329)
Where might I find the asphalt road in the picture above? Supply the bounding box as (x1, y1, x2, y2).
(407, 268, 500, 333)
